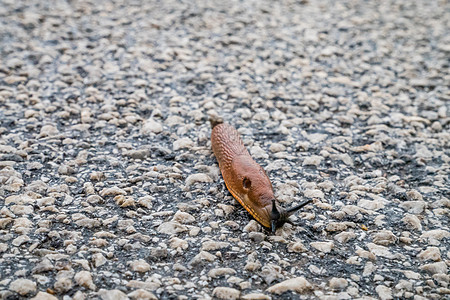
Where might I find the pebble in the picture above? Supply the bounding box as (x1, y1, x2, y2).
(310, 241, 334, 253)
(399, 201, 426, 214)
(269, 143, 286, 153)
(287, 241, 307, 253)
(128, 260, 151, 273)
(372, 230, 397, 246)
(141, 118, 163, 134)
(32, 258, 54, 273)
(303, 189, 325, 200)
(39, 125, 59, 137)
(185, 173, 213, 186)
(201, 241, 230, 251)
(401, 214, 422, 231)
(420, 229, 449, 241)
(376, 285, 393, 300)
(127, 289, 157, 300)
(417, 247, 441, 262)
(74, 271, 96, 290)
(31, 292, 58, 300)
(12, 235, 30, 246)
(208, 268, 237, 278)
(190, 251, 216, 266)
(267, 277, 312, 294)
(172, 211, 196, 224)
(329, 277, 348, 290)
(302, 155, 323, 167)
(9, 278, 37, 296)
(250, 146, 269, 159)
(212, 287, 240, 300)
(98, 289, 129, 300)
(419, 262, 448, 275)
(173, 138, 194, 150)
(169, 237, 188, 250)
(241, 293, 271, 300)
(54, 271, 74, 293)
(157, 222, 188, 235)
(334, 232, 356, 243)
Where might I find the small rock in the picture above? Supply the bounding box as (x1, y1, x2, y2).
(74, 271, 96, 290)
(7, 57, 23, 69)
(260, 264, 283, 285)
(267, 277, 312, 294)
(185, 173, 213, 186)
(92, 253, 107, 267)
(157, 222, 187, 235)
(141, 118, 163, 134)
(303, 189, 324, 199)
(310, 241, 334, 253)
(399, 201, 426, 214)
(372, 230, 397, 246)
(169, 237, 188, 250)
(12, 235, 30, 246)
(406, 189, 423, 201)
(269, 143, 286, 153)
(287, 241, 307, 253)
(421, 229, 449, 241)
(395, 280, 413, 292)
(241, 293, 271, 300)
(31, 291, 58, 300)
(326, 222, 349, 232)
(128, 289, 157, 300)
(250, 146, 269, 159)
(329, 277, 348, 290)
(249, 232, 265, 243)
(208, 268, 237, 278)
(243, 220, 261, 232)
(334, 231, 356, 243)
(100, 187, 127, 197)
(212, 287, 240, 300)
(90, 171, 105, 181)
(32, 258, 54, 273)
(190, 251, 216, 266)
(98, 289, 129, 300)
(417, 247, 441, 261)
(302, 155, 323, 167)
(9, 278, 36, 296)
(201, 241, 230, 251)
(304, 132, 327, 144)
(173, 138, 194, 150)
(357, 199, 385, 210)
(150, 247, 168, 260)
(376, 285, 393, 300)
(39, 125, 59, 137)
(172, 211, 195, 224)
(401, 214, 422, 231)
(54, 272, 73, 293)
(128, 260, 151, 273)
(125, 149, 150, 160)
(420, 262, 448, 275)
(367, 243, 398, 259)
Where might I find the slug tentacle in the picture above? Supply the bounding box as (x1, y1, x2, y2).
(211, 121, 311, 232)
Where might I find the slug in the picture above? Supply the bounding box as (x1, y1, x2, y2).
(210, 118, 311, 233)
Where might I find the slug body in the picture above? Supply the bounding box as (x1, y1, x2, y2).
(211, 121, 311, 232)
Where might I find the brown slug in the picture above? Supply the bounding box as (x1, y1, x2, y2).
(210, 118, 311, 233)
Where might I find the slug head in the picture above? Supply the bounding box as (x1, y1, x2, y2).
(270, 199, 313, 233)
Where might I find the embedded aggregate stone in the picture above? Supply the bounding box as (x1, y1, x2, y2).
(0, 0, 448, 299)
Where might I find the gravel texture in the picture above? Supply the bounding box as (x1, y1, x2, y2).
(0, 0, 449, 299)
